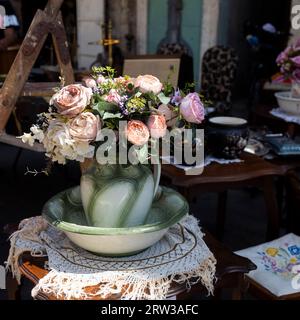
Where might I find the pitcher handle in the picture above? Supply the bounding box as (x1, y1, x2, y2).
(153, 162, 161, 198)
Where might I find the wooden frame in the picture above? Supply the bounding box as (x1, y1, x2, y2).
(0, 0, 74, 151)
(123, 55, 181, 87)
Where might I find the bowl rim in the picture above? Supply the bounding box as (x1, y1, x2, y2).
(42, 186, 189, 236)
(275, 91, 300, 101)
(208, 116, 248, 127)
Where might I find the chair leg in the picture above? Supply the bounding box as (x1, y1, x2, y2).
(263, 177, 280, 240)
(216, 191, 228, 240)
(231, 274, 245, 300)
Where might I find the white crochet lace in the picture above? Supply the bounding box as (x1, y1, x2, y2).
(7, 215, 216, 300)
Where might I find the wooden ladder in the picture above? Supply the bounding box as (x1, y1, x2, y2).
(0, 0, 74, 152)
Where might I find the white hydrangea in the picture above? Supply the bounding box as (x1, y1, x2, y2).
(19, 133, 35, 147)
(30, 125, 45, 142)
(19, 117, 96, 164)
(41, 120, 95, 164)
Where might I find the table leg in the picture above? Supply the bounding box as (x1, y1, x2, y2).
(216, 191, 228, 240)
(6, 273, 20, 300)
(231, 274, 244, 300)
(263, 177, 280, 240)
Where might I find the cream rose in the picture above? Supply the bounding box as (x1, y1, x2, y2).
(134, 75, 163, 94)
(126, 120, 150, 146)
(69, 112, 100, 142)
(50, 84, 93, 117)
(147, 114, 167, 139)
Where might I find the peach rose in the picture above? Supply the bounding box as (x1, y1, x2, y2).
(126, 120, 150, 146)
(69, 112, 100, 142)
(50, 84, 93, 117)
(134, 75, 163, 94)
(158, 104, 178, 127)
(82, 77, 97, 89)
(180, 93, 205, 124)
(105, 89, 122, 105)
(147, 114, 167, 139)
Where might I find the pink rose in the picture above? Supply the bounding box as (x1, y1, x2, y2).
(276, 52, 287, 65)
(158, 104, 178, 127)
(293, 69, 300, 81)
(105, 89, 122, 105)
(291, 56, 300, 67)
(180, 93, 205, 124)
(277, 46, 293, 65)
(69, 112, 100, 142)
(97, 75, 106, 84)
(82, 77, 97, 89)
(134, 75, 163, 94)
(147, 114, 167, 139)
(295, 38, 300, 48)
(50, 84, 93, 117)
(126, 120, 150, 146)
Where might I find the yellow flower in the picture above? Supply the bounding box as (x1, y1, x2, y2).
(290, 257, 297, 264)
(266, 248, 278, 257)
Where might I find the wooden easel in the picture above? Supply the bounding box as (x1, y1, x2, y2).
(0, 0, 74, 151)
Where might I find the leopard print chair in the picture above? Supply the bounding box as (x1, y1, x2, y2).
(201, 46, 238, 113)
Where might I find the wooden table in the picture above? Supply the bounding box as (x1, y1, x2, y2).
(252, 104, 299, 137)
(161, 152, 284, 240)
(7, 231, 256, 300)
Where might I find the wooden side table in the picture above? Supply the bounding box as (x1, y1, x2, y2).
(7, 232, 256, 300)
(161, 152, 284, 240)
(252, 104, 299, 137)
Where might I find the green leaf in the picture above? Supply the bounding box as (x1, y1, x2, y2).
(92, 101, 119, 114)
(102, 112, 123, 120)
(158, 92, 171, 105)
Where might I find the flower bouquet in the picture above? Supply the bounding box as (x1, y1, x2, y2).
(274, 40, 300, 115)
(20, 67, 205, 167)
(19, 67, 206, 254)
(276, 40, 300, 98)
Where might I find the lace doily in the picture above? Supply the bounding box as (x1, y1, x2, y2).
(162, 155, 242, 174)
(270, 108, 300, 125)
(7, 215, 216, 300)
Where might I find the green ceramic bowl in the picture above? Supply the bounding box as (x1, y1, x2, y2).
(42, 186, 189, 256)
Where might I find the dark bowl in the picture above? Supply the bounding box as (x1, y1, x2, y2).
(205, 117, 249, 159)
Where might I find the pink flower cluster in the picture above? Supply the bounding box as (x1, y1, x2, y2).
(276, 39, 300, 81)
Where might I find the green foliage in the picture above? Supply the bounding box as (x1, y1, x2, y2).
(157, 92, 171, 105)
(102, 112, 123, 120)
(92, 101, 119, 115)
(126, 97, 147, 113)
(103, 117, 120, 130)
(92, 66, 116, 79)
(182, 82, 196, 94)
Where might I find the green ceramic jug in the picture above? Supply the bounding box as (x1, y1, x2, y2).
(80, 163, 161, 228)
